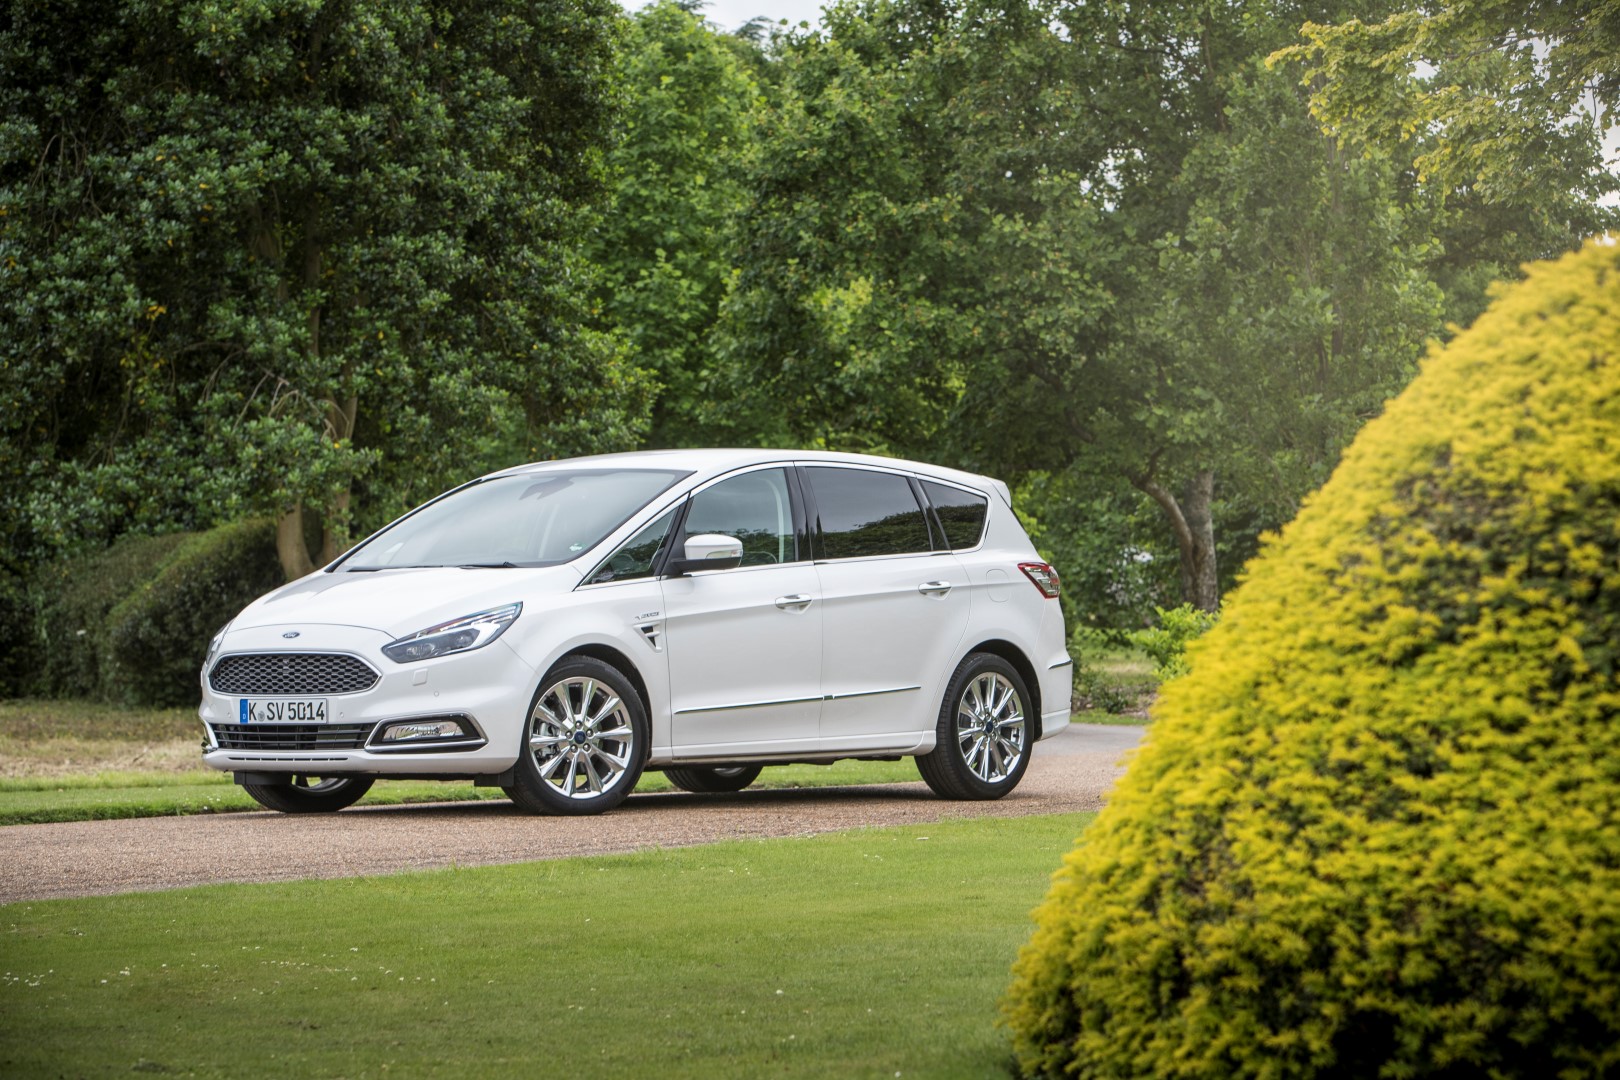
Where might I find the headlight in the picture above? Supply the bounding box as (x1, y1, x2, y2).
(382, 603, 522, 663)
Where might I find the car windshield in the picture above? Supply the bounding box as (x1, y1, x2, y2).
(339, 469, 689, 570)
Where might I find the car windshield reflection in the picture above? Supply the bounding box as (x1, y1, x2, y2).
(338, 469, 689, 571)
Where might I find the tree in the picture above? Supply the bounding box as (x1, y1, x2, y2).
(715, 0, 1568, 610)
(588, 0, 762, 447)
(1274, 1, 1620, 209)
(0, 0, 649, 581)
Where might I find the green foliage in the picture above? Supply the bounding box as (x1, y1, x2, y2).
(1018, 471, 1180, 632)
(29, 520, 280, 706)
(106, 518, 284, 707)
(1004, 241, 1620, 1076)
(1274, 1, 1620, 213)
(1271, 2, 1620, 336)
(0, 0, 648, 576)
(29, 532, 192, 702)
(1127, 604, 1220, 681)
(712, 0, 1600, 610)
(0, 569, 34, 697)
(589, 0, 761, 446)
(1067, 631, 1160, 716)
(1070, 667, 1136, 716)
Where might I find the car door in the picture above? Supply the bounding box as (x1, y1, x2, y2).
(661, 466, 823, 757)
(802, 465, 970, 748)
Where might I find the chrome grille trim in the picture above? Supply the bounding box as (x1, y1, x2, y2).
(209, 722, 377, 752)
(209, 652, 380, 696)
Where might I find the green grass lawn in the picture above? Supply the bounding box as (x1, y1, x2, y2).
(0, 759, 927, 826)
(0, 697, 930, 824)
(0, 811, 1093, 1078)
(1069, 708, 1151, 726)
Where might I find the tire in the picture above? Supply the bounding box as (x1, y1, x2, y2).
(915, 652, 1033, 800)
(503, 656, 649, 816)
(242, 775, 374, 814)
(663, 764, 764, 794)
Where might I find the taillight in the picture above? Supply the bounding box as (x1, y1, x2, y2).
(1019, 561, 1061, 598)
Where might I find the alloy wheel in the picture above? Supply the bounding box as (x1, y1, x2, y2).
(955, 672, 1026, 783)
(528, 676, 636, 800)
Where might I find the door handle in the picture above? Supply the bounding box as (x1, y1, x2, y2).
(917, 580, 953, 596)
(775, 594, 814, 610)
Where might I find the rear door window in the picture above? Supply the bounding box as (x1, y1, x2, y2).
(921, 481, 989, 551)
(804, 467, 932, 559)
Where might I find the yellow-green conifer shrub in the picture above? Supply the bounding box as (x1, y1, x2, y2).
(1004, 240, 1620, 1078)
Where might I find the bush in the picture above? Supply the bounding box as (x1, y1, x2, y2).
(1127, 603, 1219, 680)
(1003, 241, 1620, 1078)
(106, 518, 283, 707)
(30, 520, 282, 707)
(1067, 626, 1158, 716)
(29, 532, 192, 700)
(0, 569, 36, 697)
(1071, 664, 1138, 715)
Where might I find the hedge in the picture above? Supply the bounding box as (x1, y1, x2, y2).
(28, 531, 192, 702)
(1003, 240, 1620, 1078)
(29, 519, 282, 707)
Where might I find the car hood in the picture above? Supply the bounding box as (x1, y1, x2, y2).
(228, 564, 582, 638)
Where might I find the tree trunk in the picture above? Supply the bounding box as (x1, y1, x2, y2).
(1131, 469, 1220, 612)
(276, 501, 316, 581)
(318, 488, 351, 567)
(318, 382, 358, 565)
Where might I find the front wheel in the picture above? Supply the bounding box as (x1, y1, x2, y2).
(663, 764, 764, 794)
(242, 775, 374, 814)
(504, 656, 649, 816)
(915, 653, 1032, 800)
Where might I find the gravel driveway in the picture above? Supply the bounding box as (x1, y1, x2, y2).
(0, 723, 1142, 903)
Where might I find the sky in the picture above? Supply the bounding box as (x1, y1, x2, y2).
(619, 0, 825, 34)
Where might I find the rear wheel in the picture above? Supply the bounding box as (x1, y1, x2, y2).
(504, 656, 649, 816)
(915, 653, 1032, 800)
(663, 764, 764, 793)
(242, 775, 374, 814)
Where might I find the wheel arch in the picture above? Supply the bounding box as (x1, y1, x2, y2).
(557, 642, 651, 717)
(961, 638, 1042, 740)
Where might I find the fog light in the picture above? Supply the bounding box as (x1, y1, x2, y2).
(381, 720, 467, 742)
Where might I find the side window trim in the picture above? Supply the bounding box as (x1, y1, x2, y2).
(786, 465, 816, 563)
(908, 475, 948, 552)
(654, 498, 694, 578)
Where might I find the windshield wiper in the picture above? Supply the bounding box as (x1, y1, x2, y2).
(459, 561, 522, 569)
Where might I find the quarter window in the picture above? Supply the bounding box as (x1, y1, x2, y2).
(684, 469, 797, 566)
(805, 467, 931, 559)
(921, 481, 989, 550)
(587, 509, 677, 584)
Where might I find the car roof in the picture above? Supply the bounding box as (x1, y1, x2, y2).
(487, 448, 1008, 502)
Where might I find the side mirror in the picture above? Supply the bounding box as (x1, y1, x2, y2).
(668, 533, 744, 576)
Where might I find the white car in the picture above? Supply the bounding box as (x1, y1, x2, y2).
(199, 450, 1071, 814)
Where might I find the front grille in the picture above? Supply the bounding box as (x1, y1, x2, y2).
(210, 653, 379, 696)
(210, 722, 377, 752)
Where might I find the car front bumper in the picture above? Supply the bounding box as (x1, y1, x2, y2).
(198, 622, 534, 777)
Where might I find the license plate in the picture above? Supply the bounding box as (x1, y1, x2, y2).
(239, 698, 330, 724)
